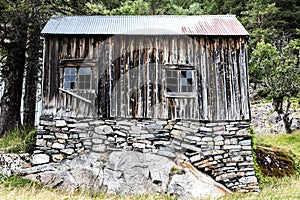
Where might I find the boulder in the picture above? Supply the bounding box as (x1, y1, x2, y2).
(103, 151, 174, 194)
(2, 152, 231, 199)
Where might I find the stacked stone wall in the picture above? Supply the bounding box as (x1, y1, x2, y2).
(34, 115, 259, 192)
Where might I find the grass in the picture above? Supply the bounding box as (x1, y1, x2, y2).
(255, 130, 300, 159)
(219, 175, 300, 200)
(0, 128, 36, 153)
(0, 174, 299, 200)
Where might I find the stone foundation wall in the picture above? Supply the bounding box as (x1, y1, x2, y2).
(34, 115, 259, 192)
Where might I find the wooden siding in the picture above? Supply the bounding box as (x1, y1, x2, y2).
(42, 35, 250, 121)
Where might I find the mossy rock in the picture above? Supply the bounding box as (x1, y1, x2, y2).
(254, 145, 297, 177)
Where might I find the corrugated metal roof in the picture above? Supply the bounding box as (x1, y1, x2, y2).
(42, 15, 249, 36)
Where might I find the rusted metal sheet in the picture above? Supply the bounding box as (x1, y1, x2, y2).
(42, 15, 249, 36)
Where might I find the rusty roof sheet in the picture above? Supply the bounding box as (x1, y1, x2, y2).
(42, 15, 249, 36)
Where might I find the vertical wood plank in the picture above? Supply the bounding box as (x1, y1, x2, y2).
(137, 39, 143, 118)
(146, 38, 151, 118)
(79, 37, 86, 58)
(200, 38, 208, 120)
(109, 37, 114, 118)
(70, 38, 76, 59)
(220, 39, 228, 120)
(61, 37, 68, 59)
(214, 39, 223, 120)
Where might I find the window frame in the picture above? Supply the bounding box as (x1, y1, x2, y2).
(59, 59, 95, 92)
(164, 66, 197, 98)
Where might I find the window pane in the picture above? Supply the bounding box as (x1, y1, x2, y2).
(64, 82, 70, 89)
(78, 67, 91, 89)
(166, 69, 179, 93)
(181, 71, 187, 78)
(79, 67, 91, 75)
(64, 67, 77, 89)
(181, 78, 187, 85)
(187, 70, 193, 78)
(187, 85, 193, 92)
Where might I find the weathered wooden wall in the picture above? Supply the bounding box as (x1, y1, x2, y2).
(42, 34, 250, 121)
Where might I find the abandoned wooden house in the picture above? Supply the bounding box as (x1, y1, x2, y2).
(36, 15, 259, 192)
(41, 15, 250, 120)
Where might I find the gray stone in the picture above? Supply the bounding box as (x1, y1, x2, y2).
(155, 120, 168, 125)
(153, 141, 171, 146)
(92, 134, 107, 140)
(129, 126, 142, 134)
(216, 172, 237, 181)
(190, 154, 201, 163)
(146, 124, 164, 130)
(67, 123, 77, 128)
(40, 120, 55, 126)
(116, 137, 126, 143)
(55, 120, 67, 127)
(92, 144, 106, 152)
(52, 154, 65, 162)
(32, 154, 50, 165)
(92, 138, 103, 144)
(55, 132, 69, 139)
(214, 136, 224, 141)
(52, 143, 65, 150)
(116, 121, 134, 126)
(69, 134, 79, 139)
(215, 141, 224, 145)
(239, 139, 251, 146)
(236, 129, 249, 136)
(140, 134, 155, 139)
(156, 150, 176, 158)
(114, 130, 127, 137)
(185, 135, 202, 142)
(171, 129, 186, 138)
(202, 137, 213, 142)
(60, 149, 75, 155)
(199, 126, 213, 132)
(83, 141, 92, 146)
(223, 145, 242, 150)
(43, 135, 56, 139)
(103, 151, 173, 194)
(239, 176, 258, 184)
(169, 168, 230, 199)
(36, 139, 46, 147)
(79, 132, 89, 138)
(181, 143, 202, 152)
(132, 143, 146, 149)
(76, 123, 89, 128)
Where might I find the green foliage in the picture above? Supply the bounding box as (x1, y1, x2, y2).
(110, 0, 152, 15)
(249, 38, 300, 115)
(170, 166, 185, 175)
(24, 129, 37, 154)
(0, 128, 36, 153)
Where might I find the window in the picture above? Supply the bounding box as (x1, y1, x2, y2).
(166, 68, 195, 97)
(63, 67, 91, 90)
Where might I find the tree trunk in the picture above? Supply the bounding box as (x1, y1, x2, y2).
(23, 18, 41, 129)
(0, 40, 27, 136)
(0, 13, 28, 136)
(272, 97, 283, 114)
(282, 98, 292, 133)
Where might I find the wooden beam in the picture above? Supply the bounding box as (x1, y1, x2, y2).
(58, 88, 92, 104)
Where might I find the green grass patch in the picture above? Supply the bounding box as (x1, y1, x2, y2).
(0, 128, 36, 153)
(219, 175, 300, 200)
(0, 173, 43, 189)
(255, 130, 300, 160)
